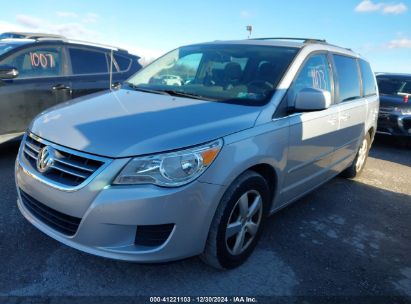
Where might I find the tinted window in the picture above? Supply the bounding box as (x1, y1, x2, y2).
(2, 46, 62, 78)
(289, 54, 332, 105)
(377, 77, 411, 95)
(69, 48, 108, 74)
(359, 59, 376, 96)
(114, 54, 131, 71)
(333, 55, 361, 102)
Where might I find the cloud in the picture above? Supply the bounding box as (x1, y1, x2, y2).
(387, 38, 411, 49)
(1, 14, 161, 64)
(382, 3, 408, 14)
(56, 11, 79, 18)
(355, 0, 408, 14)
(54, 23, 102, 41)
(16, 14, 42, 28)
(82, 13, 99, 23)
(240, 10, 255, 18)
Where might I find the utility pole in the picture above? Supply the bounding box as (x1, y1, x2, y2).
(246, 25, 253, 39)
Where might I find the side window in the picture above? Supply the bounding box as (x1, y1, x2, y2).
(113, 54, 131, 71)
(333, 54, 361, 102)
(289, 54, 332, 105)
(2, 46, 62, 78)
(69, 48, 108, 75)
(359, 59, 377, 97)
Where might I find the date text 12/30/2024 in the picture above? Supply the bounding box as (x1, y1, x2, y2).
(149, 297, 257, 303)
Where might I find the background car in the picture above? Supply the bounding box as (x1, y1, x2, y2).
(0, 37, 142, 143)
(376, 73, 411, 140)
(0, 32, 66, 40)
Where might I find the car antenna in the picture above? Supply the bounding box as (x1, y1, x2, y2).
(109, 49, 113, 90)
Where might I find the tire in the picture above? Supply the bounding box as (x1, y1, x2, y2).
(200, 170, 271, 269)
(341, 133, 371, 179)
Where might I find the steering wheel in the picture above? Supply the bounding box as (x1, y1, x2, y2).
(247, 80, 273, 93)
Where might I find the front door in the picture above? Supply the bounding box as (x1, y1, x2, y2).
(281, 53, 339, 204)
(0, 45, 71, 136)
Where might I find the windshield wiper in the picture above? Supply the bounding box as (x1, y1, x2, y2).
(125, 83, 170, 96)
(161, 90, 217, 101)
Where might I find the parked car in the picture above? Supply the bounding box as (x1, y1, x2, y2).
(0, 32, 66, 40)
(0, 38, 142, 143)
(376, 73, 411, 138)
(15, 38, 378, 269)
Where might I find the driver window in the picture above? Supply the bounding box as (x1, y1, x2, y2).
(288, 54, 331, 106)
(2, 46, 63, 79)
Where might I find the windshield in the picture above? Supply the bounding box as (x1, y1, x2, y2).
(0, 33, 25, 39)
(0, 43, 20, 56)
(377, 76, 411, 96)
(126, 44, 299, 105)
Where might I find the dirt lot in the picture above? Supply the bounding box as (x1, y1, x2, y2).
(0, 136, 410, 302)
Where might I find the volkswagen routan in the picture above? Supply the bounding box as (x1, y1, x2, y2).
(15, 38, 379, 269)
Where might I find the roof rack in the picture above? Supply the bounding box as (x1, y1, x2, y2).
(34, 37, 128, 53)
(250, 37, 327, 44)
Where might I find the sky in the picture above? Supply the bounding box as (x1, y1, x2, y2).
(0, 0, 410, 71)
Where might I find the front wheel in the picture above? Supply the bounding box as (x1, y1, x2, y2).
(200, 171, 271, 269)
(341, 133, 371, 178)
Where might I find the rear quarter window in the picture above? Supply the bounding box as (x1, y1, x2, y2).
(114, 54, 132, 71)
(359, 59, 377, 96)
(333, 54, 361, 102)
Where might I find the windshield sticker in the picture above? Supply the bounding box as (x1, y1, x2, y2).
(30, 52, 55, 68)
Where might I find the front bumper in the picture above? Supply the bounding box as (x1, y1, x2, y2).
(15, 143, 226, 262)
(377, 113, 411, 137)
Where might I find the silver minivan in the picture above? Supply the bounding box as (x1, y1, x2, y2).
(15, 38, 379, 269)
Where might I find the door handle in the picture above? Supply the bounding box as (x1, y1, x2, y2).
(52, 84, 71, 90)
(339, 114, 351, 121)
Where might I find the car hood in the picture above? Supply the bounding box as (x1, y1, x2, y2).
(30, 89, 262, 158)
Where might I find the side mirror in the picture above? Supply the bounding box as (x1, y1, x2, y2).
(0, 66, 19, 79)
(294, 88, 331, 111)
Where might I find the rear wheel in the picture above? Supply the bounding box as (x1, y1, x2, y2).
(200, 171, 270, 269)
(341, 133, 371, 178)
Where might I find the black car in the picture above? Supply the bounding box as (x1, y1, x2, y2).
(0, 38, 142, 143)
(376, 73, 411, 138)
(0, 32, 66, 40)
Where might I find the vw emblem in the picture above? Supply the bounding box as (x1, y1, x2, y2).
(36, 146, 55, 173)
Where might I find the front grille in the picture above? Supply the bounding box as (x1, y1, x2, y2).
(23, 134, 106, 188)
(134, 224, 175, 247)
(20, 189, 81, 236)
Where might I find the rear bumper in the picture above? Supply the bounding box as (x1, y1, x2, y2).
(377, 114, 411, 137)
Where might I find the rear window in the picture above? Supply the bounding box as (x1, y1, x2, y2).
(377, 77, 411, 95)
(69, 48, 108, 74)
(359, 59, 377, 96)
(333, 54, 361, 102)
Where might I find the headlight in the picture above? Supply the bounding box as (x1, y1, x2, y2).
(113, 139, 223, 187)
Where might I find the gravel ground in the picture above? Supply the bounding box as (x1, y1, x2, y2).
(0, 135, 410, 303)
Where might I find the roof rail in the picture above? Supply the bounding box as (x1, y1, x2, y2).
(250, 37, 327, 44)
(34, 37, 128, 52)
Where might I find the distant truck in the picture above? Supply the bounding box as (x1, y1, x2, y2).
(376, 73, 411, 139)
(0, 36, 142, 144)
